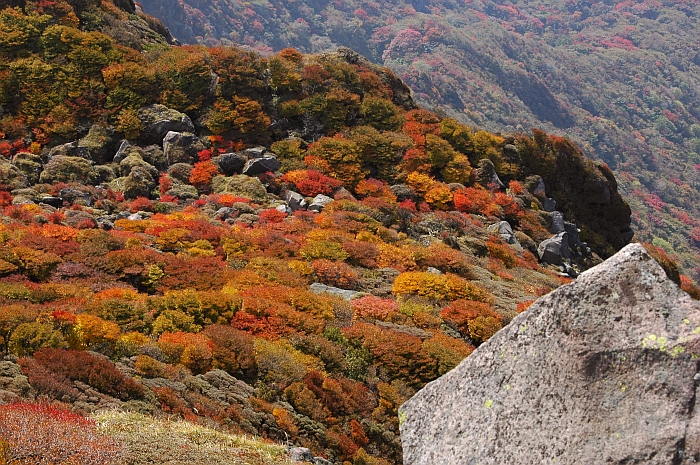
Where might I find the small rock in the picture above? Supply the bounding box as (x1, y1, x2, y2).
(289, 447, 314, 463)
(310, 283, 362, 300)
(216, 152, 247, 176)
(40, 196, 63, 208)
(243, 146, 267, 159)
(487, 221, 521, 249)
(113, 140, 131, 164)
(308, 194, 333, 212)
(532, 177, 547, 198)
(276, 204, 291, 214)
(538, 232, 570, 266)
(426, 267, 442, 274)
(550, 211, 566, 234)
(163, 131, 205, 166)
(390, 184, 415, 201)
(543, 197, 557, 212)
(47, 141, 90, 160)
(137, 104, 195, 144)
(242, 155, 281, 176)
(283, 190, 307, 211)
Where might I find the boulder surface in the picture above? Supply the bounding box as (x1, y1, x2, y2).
(400, 243, 700, 465)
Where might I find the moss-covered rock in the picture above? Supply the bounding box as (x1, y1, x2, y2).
(0, 157, 28, 189)
(163, 131, 204, 166)
(12, 152, 43, 185)
(79, 124, 120, 164)
(38, 156, 96, 184)
(165, 182, 199, 200)
(94, 164, 117, 183)
(211, 175, 267, 202)
(168, 163, 193, 184)
(111, 166, 156, 199)
(138, 105, 195, 145)
(119, 153, 158, 179)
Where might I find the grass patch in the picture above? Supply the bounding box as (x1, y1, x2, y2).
(94, 411, 291, 465)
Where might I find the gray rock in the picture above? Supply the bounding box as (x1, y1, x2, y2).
(550, 211, 566, 234)
(283, 190, 307, 211)
(476, 158, 504, 189)
(137, 104, 195, 145)
(40, 196, 63, 208)
(543, 197, 557, 212)
(313, 457, 332, 465)
(243, 146, 267, 158)
(487, 221, 521, 249)
(276, 204, 291, 214)
(308, 194, 333, 212)
(79, 124, 120, 164)
(47, 141, 90, 160)
(538, 232, 569, 265)
(531, 177, 547, 198)
(216, 152, 247, 176)
(426, 267, 442, 274)
(163, 131, 205, 166)
(113, 140, 131, 164)
(400, 243, 700, 465)
(310, 283, 362, 300)
(390, 184, 415, 201)
(241, 155, 281, 176)
(289, 447, 314, 462)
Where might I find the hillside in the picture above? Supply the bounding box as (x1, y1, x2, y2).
(141, 0, 700, 282)
(1, 0, 697, 464)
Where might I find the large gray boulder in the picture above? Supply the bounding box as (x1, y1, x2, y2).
(400, 243, 700, 465)
(538, 231, 570, 265)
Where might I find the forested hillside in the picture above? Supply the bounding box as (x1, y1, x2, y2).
(141, 0, 700, 282)
(1, 0, 698, 463)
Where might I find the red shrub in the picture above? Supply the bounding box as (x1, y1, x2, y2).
(129, 197, 154, 213)
(440, 299, 503, 343)
(0, 402, 124, 465)
(31, 348, 144, 400)
(258, 208, 287, 224)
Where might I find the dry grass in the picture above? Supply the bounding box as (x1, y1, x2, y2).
(94, 411, 292, 465)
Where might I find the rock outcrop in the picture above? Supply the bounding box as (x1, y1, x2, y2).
(400, 243, 700, 465)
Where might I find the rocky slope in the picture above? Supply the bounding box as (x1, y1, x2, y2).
(400, 243, 700, 464)
(141, 0, 700, 282)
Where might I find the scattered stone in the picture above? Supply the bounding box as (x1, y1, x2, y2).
(283, 190, 307, 211)
(211, 175, 268, 202)
(308, 194, 333, 212)
(113, 140, 131, 164)
(40, 196, 63, 208)
(426, 267, 442, 274)
(550, 211, 566, 234)
(537, 232, 570, 266)
(137, 104, 195, 144)
(487, 221, 521, 249)
(241, 155, 281, 176)
(275, 204, 291, 214)
(334, 187, 356, 201)
(167, 163, 193, 183)
(12, 152, 42, 184)
(39, 156, 95, 184)
(310, 283, 363, 300)
(216, 152, 247, 176)
(531, 176, 547, 198)
(47, 141, 90, 160)
(543, 197, 557, 212)
(163, 131, 205, 166)
(476, 158, 504, 189)
(390, 184, 415, 201)
(59, 188, 91, 206)
(231, 202, 254, 214)
(400, 243, 700, 465)
(79, 124, 120, 164)
(63, 210, 97, 228)
(243, 146, 267, 158)
(289, 447, 314, 463)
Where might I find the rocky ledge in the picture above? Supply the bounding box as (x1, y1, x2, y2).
(400, 243, 700, 464)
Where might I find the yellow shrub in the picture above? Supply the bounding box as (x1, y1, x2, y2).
(393, 272, 492, 302)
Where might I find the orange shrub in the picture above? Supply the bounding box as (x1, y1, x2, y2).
(189, 161, 219, 190)
(453, 187, 490, 214)
(351, 295, 398, 321)
(440, 299, 503, 343)
(312, 259, 359, 289)
(392, 271, 492, 302)
(486, 238, 517, 268)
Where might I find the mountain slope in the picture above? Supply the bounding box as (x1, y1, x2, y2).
(141, 0, 700, 282)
